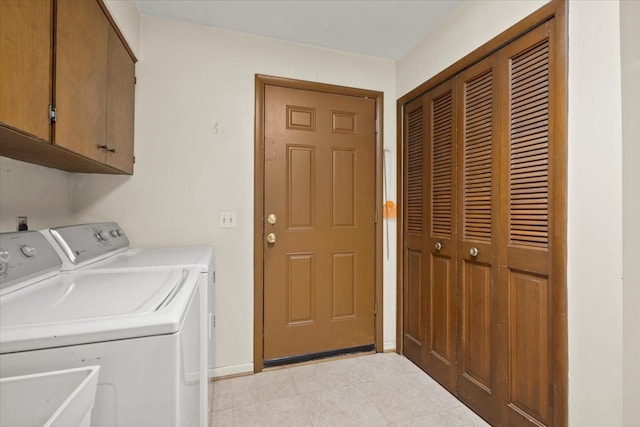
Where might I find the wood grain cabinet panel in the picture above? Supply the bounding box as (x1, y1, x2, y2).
(0, 0, 52, 142)
(106, 25, 135, 174)
(55, 0, 109, 163)
(0, 0, 136, 174)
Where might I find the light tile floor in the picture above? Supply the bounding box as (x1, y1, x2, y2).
(208, 352, 491, 427)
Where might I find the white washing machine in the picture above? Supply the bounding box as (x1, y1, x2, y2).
(40, 222, 216, 379)
(0, 231, 206, 427)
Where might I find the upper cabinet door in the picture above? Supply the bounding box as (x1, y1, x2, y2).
(106, 25, 135, 174)
(0, 0, 52, 142)
(54, 0, 109, 163)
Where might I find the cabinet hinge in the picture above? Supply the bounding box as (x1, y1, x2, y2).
(49, 104, 57, 123)
(374, 208, 379, 224)
(134, 76, 137, 85)
(132, 156, 136, 164)
(374, 299, 378, 316)
(375, 118, 379, 133)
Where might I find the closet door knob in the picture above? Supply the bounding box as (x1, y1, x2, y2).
(435, 242, 442, 251)
(470, 247, 479, 257)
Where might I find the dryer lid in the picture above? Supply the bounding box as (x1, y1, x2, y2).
(0, 269, 186, 326)
(0, 268, 200, 354)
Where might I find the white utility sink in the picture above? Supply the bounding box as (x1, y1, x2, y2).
(0, 366, 100, 427)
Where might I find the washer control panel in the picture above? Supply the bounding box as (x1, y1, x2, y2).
(0, 231, 62, 292)
(46, 222, 129, 266)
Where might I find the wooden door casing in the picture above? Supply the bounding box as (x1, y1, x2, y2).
(456, 53, 501, 425)
(424, 78, 458, 392)
(263, 85, 376, 361)
(402, 96, 426, 368)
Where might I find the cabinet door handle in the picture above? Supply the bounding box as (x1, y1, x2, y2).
(107, 147, 116, 153)
(98, 145, 108, 151)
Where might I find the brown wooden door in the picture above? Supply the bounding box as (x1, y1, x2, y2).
(263, 85, 376, 361)
(424, 78, 458, 392)
(402, 95, 426, 369)
(456, 53, 501, 425)
(0, 0, 52, 142)
(498, 21, 556, 427)
(54, 0, 108, 162)
(106, 25, 135, 174)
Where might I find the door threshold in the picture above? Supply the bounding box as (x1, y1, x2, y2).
(263, 344, 375, 369)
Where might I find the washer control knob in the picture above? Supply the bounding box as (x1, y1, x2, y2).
(21, 245, 37, 257)
(0, 248, 9, 264)
(95, 230, 109, 242)
(116, 229, 124, 236)
(110, 230, 119, 238)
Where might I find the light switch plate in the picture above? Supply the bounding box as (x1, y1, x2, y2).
(219, 211, 237, 228)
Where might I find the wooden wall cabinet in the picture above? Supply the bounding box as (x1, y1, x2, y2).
(0, 0, 136, 175)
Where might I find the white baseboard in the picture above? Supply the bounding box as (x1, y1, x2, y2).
(209, 363, 253, 379)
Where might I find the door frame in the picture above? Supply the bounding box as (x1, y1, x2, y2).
(254, 74, 384, 373)
(396, 0, 567, 424)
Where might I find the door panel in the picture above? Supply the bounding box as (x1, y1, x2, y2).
(500, 21, 554, 427)
(507, 270, 550, 426)
(106, 25, 135, 174)
(55, 0, 108, 162)
(0, 0, 52, 142)
(456, 54, 501, 424)
(424, 78, 457, 392)
(264, 85, 375, 361)
(403, 97, 426, 367)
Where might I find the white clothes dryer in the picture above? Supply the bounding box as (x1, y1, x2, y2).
(0, 231, 206, 427)
(40, 222, 216, 379)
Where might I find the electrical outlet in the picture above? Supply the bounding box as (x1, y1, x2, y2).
(219, 211, 237, 228)
(17, 216, 28, 231)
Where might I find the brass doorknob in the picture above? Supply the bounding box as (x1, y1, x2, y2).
(470, 247, 479, 257)
(266, 233, 277, 244)
(435, 242, 442, 251)
(267, 214, 277, 225)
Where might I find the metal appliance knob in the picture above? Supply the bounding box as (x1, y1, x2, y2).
(20, 245, 37, 257)
(0, 248, 9, 263)
(110, 230, 119, 237)
(95, 230, 109, 242)
(434, 242, 442, 251)
(266, 233, 277, 244)
(470, 247, 479, 257)
(116, 229, 124, 236)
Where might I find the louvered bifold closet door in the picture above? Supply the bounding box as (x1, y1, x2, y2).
(403, 96, 427, 369)
(498, 20, 557, 427)
(455, 53, 501, 426)
(424, 78, 458, 392)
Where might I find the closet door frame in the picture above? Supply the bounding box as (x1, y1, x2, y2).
(396, 1, 567, 425)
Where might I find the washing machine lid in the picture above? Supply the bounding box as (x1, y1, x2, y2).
(82, 246, 214, 273)
(0, 268, 199, 353)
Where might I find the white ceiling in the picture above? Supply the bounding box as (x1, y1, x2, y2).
(135, 0, 461, 60)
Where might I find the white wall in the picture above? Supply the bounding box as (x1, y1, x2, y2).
(0, 157, 73, 232)
(104, 0, 141, 59)
(396, 0, 626, 425)
(568, 2, 623, 425)
(620, 1, 640, 425)
(396, 0, 548, 97)
(72, 16, 397, 376)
